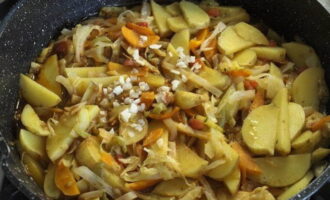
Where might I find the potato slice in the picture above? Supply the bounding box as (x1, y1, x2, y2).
(22, 153, 45, 187)
(277, 171, 314, 200)
(223, 166, 241, 195)
(170, 29, 190, 55)
(36, 55, 62, 96)
(93, 163, 125, 189)
(21, 104, 50, 136)
(142, 73, 166, 88)
(269, 62, 283, 79)
(312, 148, 330, 164)
(20, 74, 61, 107)
(176, 143, 208, 178)
(198, 66, 230, 89)
(292, 130, 322, 153)
(19, 129, 47, 161)
(64, 66, 107, 78)
(249, 47, 286, 62)
(46, 105, 100, 162)
(69, 76, 122, 95)
(292, 67, 324, 109)
(180, 0, 210, 29)
(282, 42, 321, 68)
(151, 0, 172, 36)
(288, 102, 305, 141)
(165, 2, 181, 16)
(251, 154, 311, 187)
(153, 178, 191, 196)
(149, 120, 169, 156)
(207, 141, 239, 180)
(218, 26, 254, 55)
(242, 104, 278, 155)
(167, 16, 189, 32)
(44, 164, 61, 199)
(216, 6, 250, 24)
(174, 90, 205, 109)
(233, 22, 269, 45)
(273, 88, 291, 155)
(76, 136, 102, 169)
(233, 49, 257, 67)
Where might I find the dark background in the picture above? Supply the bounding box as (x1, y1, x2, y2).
(0, 0, 330, 199)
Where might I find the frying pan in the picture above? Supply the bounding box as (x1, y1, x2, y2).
(0, 0, 330, 199)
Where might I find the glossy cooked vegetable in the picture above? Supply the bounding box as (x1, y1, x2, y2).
(17, 0, 329, 200)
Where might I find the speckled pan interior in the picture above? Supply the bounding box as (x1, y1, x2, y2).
(0, 0, 329, 199)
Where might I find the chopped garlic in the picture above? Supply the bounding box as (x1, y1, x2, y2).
(113, 86, 124, 95)
(149, 44, 162, 49)
(171, 80, 181, 91)
(139, 82, 150, 91)
(120, 108, 132, 122)
(191, 62, 202, 73)
(129, 103, 139, 114)
(170, 69, 181, 75)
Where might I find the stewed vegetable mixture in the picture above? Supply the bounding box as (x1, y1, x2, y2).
(17, 0, 330, 200)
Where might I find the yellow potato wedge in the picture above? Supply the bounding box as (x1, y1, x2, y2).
(21, 104, 50, 136)
(22, 153, 45, 187)
(64, 66, 107, 78)
(269, 62, 283, 79)
(151, 0, 172, 36)
(180, 0, 210, 29)
(36, 55, 62, 96)
(216, 6, 250, 24)
(170, 29, 190, 55)
(176, 143, 208, 178)
(251, 154, 311, 187)
(198, 66, 230, 89)
(20, 74, 61, 107)
(94, 163, 125, 189)
(19, 129, 47, 161)
(234, 22, 269, 45)
(141, 73, 166, 88)
(44, 164, 61, 199)
(249, 47, 286, 62)
(282, 42, 321, 68)
(312, 148, 330, 164)
(119, 113, 148, 145)
(165, 2, 181, 16)
(76, 136, 102, 169)
(174, 90, 205, 109)
(242, 104, 278, 155)
(277, 171, 314, 200)
(153, 178, 191, 197)
(292, 130, 322, 153)
(218, 26, 254, 55)
(273, 88, 291, 155)
(223, 166, 241, 195)
(288, 102, 305, 141)
(46, 105, 100, 162)
(167, 16, 189, 32)
(233, 49, 257, 67)
(292, 67, 324, 109)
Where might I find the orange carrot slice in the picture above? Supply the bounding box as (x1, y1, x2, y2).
(126, 22, 155, 35)
(141, 92, 155, 108)
(101, 151, 122, 172)
(55, 161, 80, 196)
(231, 142, 261, 175)
(228, 69, 252, 77)
(148, 107, 180, 120)
(310, 115, 330, 131)
(143, 128, 164, 147)
(250, 87, 265, 111)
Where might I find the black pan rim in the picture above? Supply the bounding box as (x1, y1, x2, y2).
(0, 0, 329, 200)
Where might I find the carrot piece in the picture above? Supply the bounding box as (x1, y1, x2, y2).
(189, 28, 209, 51)
(126, 22, 155, 35)
(101, 151, 122, 172)
(121, 26, 160, 48)
(188, 118, 205, 130)
(148, 107, 180, 120)
(125, 179, 160, 191)
(55, 161, 80, 196)
(228, 69, 252, 77)
(231, 142, 261, 175)
(141, 92, 155, 108)
(310, 115, 330, 131)
(244, 79, 258, 90)
(143, 128, 164, 147)
(250, 87, 265, 111)
(203, 38, 217, 61)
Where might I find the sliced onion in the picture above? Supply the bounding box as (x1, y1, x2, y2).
(73, 166, 115, 198)
(203, 159, 226, 172)
(79, 190, 104, 200)
(228, 90, 255, 103)
(163, 118, 178, 141)
(141, 0, 151, 18)
(56, 75, 74, 95)
(115, 191, 137, 200)
(200, 21, 226, 52)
